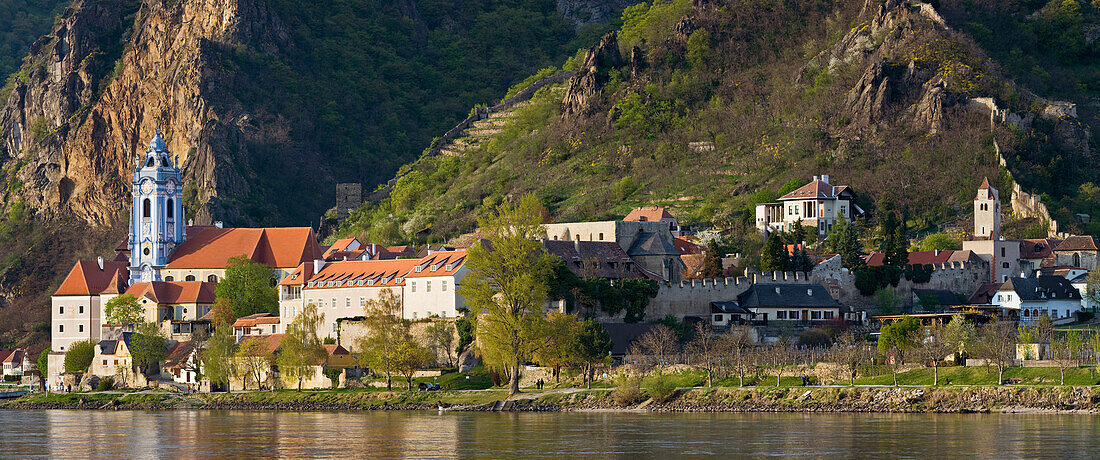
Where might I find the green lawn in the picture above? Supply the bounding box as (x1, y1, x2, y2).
(854, 366, 1100, 386)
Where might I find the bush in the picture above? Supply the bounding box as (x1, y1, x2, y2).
(323, 337, 336, 345)
(323, 368, 342, 388)
(798, 328, 832, 348)
(612, 377, 642, 406)
(96, 377, 114, 391)
(642, 373, 676, 403)
(63, 339, 96, 374)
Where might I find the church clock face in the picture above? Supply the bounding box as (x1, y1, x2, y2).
(140, 180, 155, 194)
(165, 181, 176, 195)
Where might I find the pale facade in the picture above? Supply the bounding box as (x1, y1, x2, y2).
(543, 220, 682, 281)
(994, 276, 1082, 323)
(754, 175, 860, 237)
(51, 295, 101, 352)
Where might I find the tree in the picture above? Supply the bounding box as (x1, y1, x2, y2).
(833, 331, 870, 385)
(574, 318, 613, 389)
(208, 299, 238, 327)
(831, 221, 865, 270)
(723, 326, 755, 387)
(393, 339, 433, 390)
(974, 317, 1018, 385)
(130, 321, 168, 377)
(37, 348, 49, 377)
(880, 212, 909, 268)
(533, 312, 579, 384)
(909, 324, 951, 386)
(687, 322, 721, 387)
(215, 255, 279, 317)
(357, 289, 408, 390)
(426, 321, 456, 368)
(764, 339, 795, 387)
(235, 337, 273, 390)
(943, 313, 976, 362)
(1084, 267, 1100, 312)
(277, 303, 328, 391)
(789, 247, 815, 272)
(104, 294, 144, 325)
(916, 232, 960, 252)
(878, 316, 919, 386)
(202, 324, 237, 390)
(64, 339, 96, 374)
(628, 324, 680, 368)
(459, 194, 555, 395)
(789, 221, 809, 246)
(701, 242, 724, 278)
(759, 233, 789, 272)
(1051, 330, 1085, 385)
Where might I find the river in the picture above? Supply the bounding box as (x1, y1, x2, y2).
(2, 409, 1099, 458)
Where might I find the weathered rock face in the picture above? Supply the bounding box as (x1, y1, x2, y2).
(0, 0, 296, 227)
(562, 31, 624, 119)
(556, 0, 634, 31)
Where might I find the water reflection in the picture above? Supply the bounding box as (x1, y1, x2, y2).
(3, 410, 1100, 458)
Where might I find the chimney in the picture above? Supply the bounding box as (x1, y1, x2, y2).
(813, 175, 818, 181)
(97, 257, 104, 271)
(934, 249, 940, 256)
(313, 259, 325, 273)
(188, 219, 194, 226)
(822, 174, 829, 184)
(214, 221, 224, 228)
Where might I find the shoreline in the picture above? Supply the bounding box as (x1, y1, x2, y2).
(6, 385, 1100, 414)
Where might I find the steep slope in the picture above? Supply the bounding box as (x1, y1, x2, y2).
(0, 0, 69, 82)
(340, 0, 1098, 247)
(0, 0, 628, 347)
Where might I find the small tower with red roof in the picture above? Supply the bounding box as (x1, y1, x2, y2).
(975, 177, 1000, 239)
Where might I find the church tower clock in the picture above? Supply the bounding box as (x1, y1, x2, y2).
(129, 129, 186, 283)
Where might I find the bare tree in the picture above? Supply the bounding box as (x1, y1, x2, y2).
(909, 324, 952, 386)
(1051, 330, 1086, 386)
(628, 325, 681, 369)
(723, 326, 756, 387)
(832, 331, 871, 386)
(764, 339, 795, 387)
(974, 318, 1018, 385)
(688, 322, 721, 387)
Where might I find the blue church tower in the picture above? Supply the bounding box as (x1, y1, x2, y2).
(129, 129, 186, 283)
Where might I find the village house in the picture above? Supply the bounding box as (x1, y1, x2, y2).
(401, 250, 469, 320)
(50, 258, 129, 352)
(542, 239, 649, 280)
(90, 332, 140, 385)
(123, 280, 215, 341)
(754, 175, 862, 237)
(233, 313, 281, 338)
(1051, 235, 1098, 270)
(710, 283, 849, 326)
(279, 259, 417, 336)
(624, 206, 685, 236)
(0, 349, 28, 378)
(544, 220, 684, 281)
(993, 276, 1082, 323)
(163, 341, 199, 385)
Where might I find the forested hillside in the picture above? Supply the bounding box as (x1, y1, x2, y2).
(339, 0, 1100, 249)
(0, 0, 67, 81)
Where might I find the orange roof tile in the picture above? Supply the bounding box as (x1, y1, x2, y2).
(624, 206, 675, 223)
(55, 260, 130, 296)
(240, 334, 284, 355)
(303, 258, 420, 290)
(125, 281, 217, 304)
(233, 313, 280, 327)
(166, 227, 322, 270)
(323, 238, 359, 259)
(673, 237, 702, 255)
(402, 250, 468, 278)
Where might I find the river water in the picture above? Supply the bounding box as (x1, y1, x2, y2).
(2, 409, 1099, 458)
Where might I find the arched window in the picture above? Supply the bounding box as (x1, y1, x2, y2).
(1023, 309, 1030, 317)
(185, 275, 196, 281)
(166, 199, 174, 219)
(143, 198, 151, 218)
(164, 276, 174, 282)
(1074, 253, 1081, 267)
(208, 274, 218, 283)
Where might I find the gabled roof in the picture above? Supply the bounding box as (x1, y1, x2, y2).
(544, 240, 645, 280)
(239, 333, 283, 355)
(404, 250, 468, 278)
(866, 249, 981, 267)
(125, 281, 217, 304)
(323, 238, 360, 259)
(969, 282, 1003, 304)
(626, 231, 679, 256)
(164, 341, 197, 369)
(778, 179, 853, 201)
(737, 283, 841, 309)
(55, 260, 130, 296)
(233, 313, 280, 328)
(1053, 235, 1097, 252)
(711, 301, 751, 314)
(1020, 238, 1061, 259)
(0, 348, 24, 365)
(166, 226, 322, 269)
(1000, 276, 1081, 301)
(304, 258, 420, 289)
(673, 237, 702, 255)
(624, 206, 676, 223)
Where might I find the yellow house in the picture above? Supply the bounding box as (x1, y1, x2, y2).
(323, 344, 357, 369)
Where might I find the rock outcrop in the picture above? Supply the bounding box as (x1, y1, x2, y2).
(562, 31, 624, 119)
(556, 0, 634, 31)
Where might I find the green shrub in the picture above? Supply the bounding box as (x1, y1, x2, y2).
(96, 377, 114, 391)
(63, 339, 96, 374)
(612, 377, 642, 406)
(642, 373, 676, 403)
(798, 328, 832, 348)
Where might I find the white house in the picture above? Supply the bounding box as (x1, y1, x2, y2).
(51, 258, 129, 352)
(754, 175, 861, 237)
(401, 250, 469, 320)
(993, 276, 1082, 323)
(279, 258, 420, 337)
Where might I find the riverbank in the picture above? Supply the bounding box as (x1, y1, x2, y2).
(7, 385, 1100, 414)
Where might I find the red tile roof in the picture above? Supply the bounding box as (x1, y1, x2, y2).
(779, 179, 849, 201)
(1054, 235, 1097, 252)
(304, 258, 420, 289)
(239, 334, 284, 355)
(55, 260, 130, 296)
(674, 237, 702, 255)
(866, 250, 955, 266)
(1020, 238, 1061, 259)
(125, 281, 217, 304)
(969, 282, 1003, 304)
(233, 313, 280, 327)
(975, 177, 996, 200)
(323, 238, 359, 259)
(402, 250, 468, 279)
(624, 206, 675, 223)
(166, 227, 322, 270)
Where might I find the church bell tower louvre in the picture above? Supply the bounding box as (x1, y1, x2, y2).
(128, 128, 186, 283)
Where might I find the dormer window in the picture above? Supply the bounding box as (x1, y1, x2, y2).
(368, 279, 375, 286)
(445, 263, 454, 271)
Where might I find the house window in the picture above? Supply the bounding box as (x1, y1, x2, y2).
(79, 305, 84, 314)
(79, 325, 84, 333)
(1002, 262, 1010, 269)
(59, 325, 63, 333)
(345, 298, 351, 309)
(185, 275, 196, 281)
(776, 311, 787, 319)
(208, 274, 218, 282)
(113, 359, 119, 366)
(360, 297, 366, 308)
(426, 281, 432, 292)
(789, 311, 799, 319)
(714, 315, 723, 322)
(59, 306, 64, 314)
(442, 280, 448, 291)
(824, 311, 834, 319)
(599, 233, 604, 240)
(103, 360, 108, 366)
(811, 311, 822, 320)
(331, 298, 337, 309)
(272, 325, 277, 333)
(333, 323, 338, 333)
(165, 276, 174, 281)
(411, 282, 416, 293)
(1001, 248, 1006, 257)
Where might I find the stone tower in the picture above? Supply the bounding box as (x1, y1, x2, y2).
(129, 129, 186, 283)
(974, 177, 1000, 239)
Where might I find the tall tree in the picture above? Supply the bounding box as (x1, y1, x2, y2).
(426, 321, 457, 368)
(357, 288, 409, 390)
(208, 299, 238, 327)
(202, 324, 237, 390)
(104, 294, 145, 325)
(723, 326, 755, 387)
(701, 242, 724, 278)
(277, 303, 328, 391)
(880, 212, 909, 268)
(129, 321, 168, 377)
(943, 313, 976, 362)
(789, 247, 814, 272)
(878, 315, 919, 386)
(687, 322, 721, 387)
(909, 323, 951, 386)
(574, 318, 613, 389)
(789, 221, 809, 245)
(833, 331, 870, 386)
(974, 317, 1018, 385)
(63, 339, 96, 374)
(459, 193, 555, 395)
(393, 340, 433, 390)
(759, 233, 789, 272)
(833, 221, 865, 269)
(235, 338, 273, 390)
(533, 312, 579, 384)
(628, 324, 681, 368)
(215, 256, 279, 317)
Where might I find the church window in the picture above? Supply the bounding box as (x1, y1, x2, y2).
(1074, 253, 1081, 267)
(185, 275, 196, 281)
(167, 199, 174, 218)
(143, 199, 151, 218)
(145, 157, 155, 167)
(208, 274, 218, 283)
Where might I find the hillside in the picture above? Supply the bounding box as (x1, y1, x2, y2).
(339, 0, 1100, 249)
(0, 0, 630, 347)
